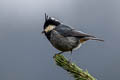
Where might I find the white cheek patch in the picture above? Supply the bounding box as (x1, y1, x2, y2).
(45, 25, 55, 32)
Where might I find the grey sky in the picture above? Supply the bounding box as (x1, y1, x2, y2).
(0, 0, 120, 80)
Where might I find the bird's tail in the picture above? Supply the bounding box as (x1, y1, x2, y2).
(89, 37, 104, 42)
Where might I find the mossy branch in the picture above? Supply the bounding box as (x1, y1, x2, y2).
(53, 54, 96, 80)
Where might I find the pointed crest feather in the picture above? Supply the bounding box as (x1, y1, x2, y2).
(45, 13, 48, 21)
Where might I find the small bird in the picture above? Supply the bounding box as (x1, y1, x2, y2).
(42, 14, 104, 54)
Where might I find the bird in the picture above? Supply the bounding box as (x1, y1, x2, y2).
(42, 13, 104, 54)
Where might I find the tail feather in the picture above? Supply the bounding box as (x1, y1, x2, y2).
(90, 38, 104, 42)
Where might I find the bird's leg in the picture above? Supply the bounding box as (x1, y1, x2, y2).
(58, 51, 64, 54)
(70, 50, 73, 54)
(68, 50, 73, 62)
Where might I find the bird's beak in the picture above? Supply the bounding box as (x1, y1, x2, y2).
(41, 31, 45, 34)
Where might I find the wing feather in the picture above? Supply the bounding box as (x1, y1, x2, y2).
(55, 24, 95, 38)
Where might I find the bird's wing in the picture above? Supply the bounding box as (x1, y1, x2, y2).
(55, 24, 95, 38)
(69, 30, 95, 38)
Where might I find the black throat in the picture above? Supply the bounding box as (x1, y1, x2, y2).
(45, 31, 52, 40)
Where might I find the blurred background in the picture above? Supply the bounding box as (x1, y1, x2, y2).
(0, 0, 120, 80)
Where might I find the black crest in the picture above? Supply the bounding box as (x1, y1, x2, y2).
(44, 13, 60, 29)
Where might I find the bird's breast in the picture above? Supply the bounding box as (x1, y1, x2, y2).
(49, 30, 81, 51)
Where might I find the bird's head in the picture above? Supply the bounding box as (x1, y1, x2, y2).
(42, 13, 60, 34)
